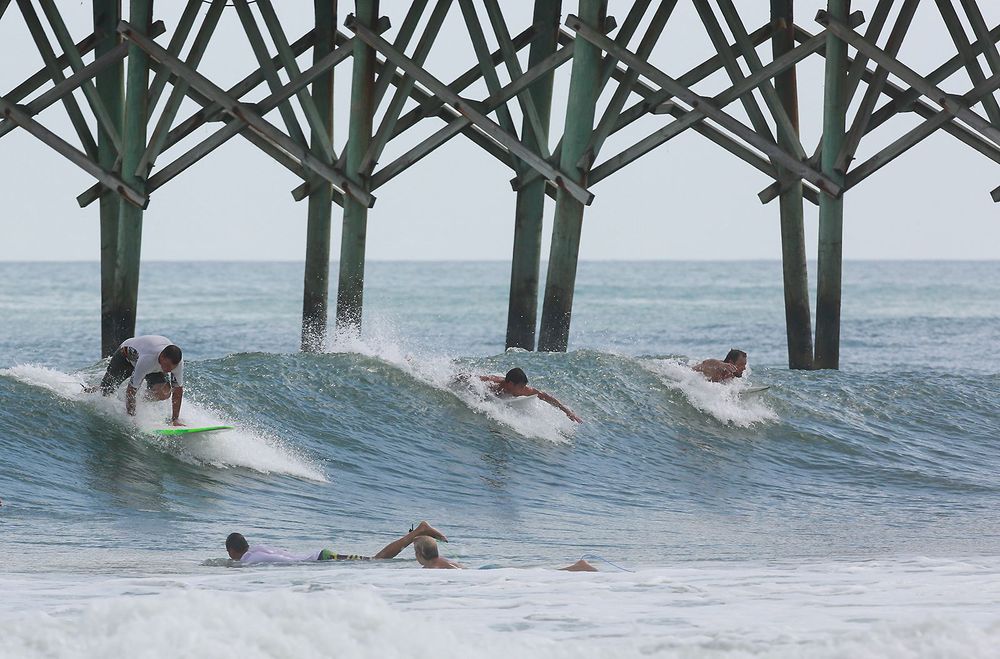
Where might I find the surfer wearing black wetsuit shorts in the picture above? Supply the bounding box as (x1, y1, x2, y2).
(92, 335, 185, 424)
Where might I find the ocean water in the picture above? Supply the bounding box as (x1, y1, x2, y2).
(1, 260, 998, 658)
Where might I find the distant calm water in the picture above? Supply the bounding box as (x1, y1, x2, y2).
(1, 261, 998, 658)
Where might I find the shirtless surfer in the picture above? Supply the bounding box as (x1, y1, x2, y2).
(413, 537, 597, 571)
(226, 521, 447, 565)
(87, 335, 185, 424)
(692, 349, 747, 383)
(478, 368, 582, 423)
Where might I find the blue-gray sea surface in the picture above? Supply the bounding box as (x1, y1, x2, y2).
(1, 261, 998, 658)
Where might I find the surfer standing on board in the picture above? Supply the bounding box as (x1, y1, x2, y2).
(693, 349, 747, 383)
(478, 368, 582, 423)
(87, 335, 185, 425)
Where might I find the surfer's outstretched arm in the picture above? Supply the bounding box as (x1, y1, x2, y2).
(372, 521, 448, 560)
(170, 386, 184, 426)
(536, 391, 582, 423)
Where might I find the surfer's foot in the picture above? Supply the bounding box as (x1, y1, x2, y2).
(412, 521, 447, 543)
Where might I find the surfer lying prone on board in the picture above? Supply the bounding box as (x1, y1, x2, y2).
(692, 349, 747, 383)
(225, 521, 447, 565)
(85, 335, 185, 425)
(413, 537, 597, 571)
(477, 368, 582, 423)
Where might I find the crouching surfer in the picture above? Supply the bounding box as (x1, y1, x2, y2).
(86, 335, 185, 425)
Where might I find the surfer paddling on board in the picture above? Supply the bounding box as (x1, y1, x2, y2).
(413, 537, 597, 571)
(693, 349, 747, 383)
(87, 335, 185, 425)
(225, 521, 447, 565)
(478, 368, 582, 422)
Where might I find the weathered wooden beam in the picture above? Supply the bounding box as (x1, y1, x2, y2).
(332, 0, 429, 175)
(15, 0, 99, 159)
(0, 97, 144, 207)
(819, 10, 1000, 151)
(694, 0, 776, 146)
(37, 0, 123, 151)
(771, 0, 812, 370)
(482, 0, 550, 159)
(232, 0, 309, 151)
(717, 0, 806, 160)
(117, 20, 373, 206)
(301, 0, 337, 352)
(583, 0, 676, 169)
(568, 14, 841, 196)
(815, 0, 850, 371)
(359, 0, 447, 176)
(835, 0, 918, 173)
(388, 24, 538, 145)
(795, 28, 1000, 179)
(137, 0, 226, 177)
(336, 0, 379, 334)
(847, 62, 1000, 191)
(936, 0, 1000, 126)
(537, 0, 604, 353)
(589, 24, 831, 186)
(369, 39, 574, 190)
(347, 13, 595, 205)
(458, 0, 518, 149)
(0, 39, 129, 140)
(142, 35, 358, 199)
(256, 0, 338, 162)
(111, 0, 153, 348)
(93, 0, 123, 359)
(79, 27, 317, 208)
(145, 0, 202, 117)
(506, 0, 562, 352)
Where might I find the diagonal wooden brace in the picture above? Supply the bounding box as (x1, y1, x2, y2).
(567, 14, 842, 197)
(0, 96, 145, 208)
(116, 20, 374, 207)
(346, 12, 594, 205)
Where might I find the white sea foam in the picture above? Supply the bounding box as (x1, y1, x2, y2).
(641, 358, 778, 427)
(1, 364, 326, 482)
(1, 557, 999, 658)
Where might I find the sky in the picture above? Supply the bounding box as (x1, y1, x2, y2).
(1, 0, 1000, 262)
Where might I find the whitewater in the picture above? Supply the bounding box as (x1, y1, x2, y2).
(1, 261, 998, 658)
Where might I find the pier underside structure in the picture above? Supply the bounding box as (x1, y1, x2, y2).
(3, 1, 1000, 368)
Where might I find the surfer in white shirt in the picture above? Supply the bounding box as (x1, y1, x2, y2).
(225, 521, 447, 565)
(477, 368, 582, 423)
(693, 349, 747, 383)
(88, 335, 185, 425)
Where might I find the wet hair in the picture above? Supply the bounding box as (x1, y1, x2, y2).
(724, 349, 747, 364)
(414, 537, 439, 561)
(226, 532, 249, 555)
(504, 367, 528, 385)
(161, 344, 183, 365)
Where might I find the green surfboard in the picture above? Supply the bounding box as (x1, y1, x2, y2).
(153, 425, 234, 437)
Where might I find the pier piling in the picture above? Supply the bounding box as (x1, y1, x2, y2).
(815, 0, 849, 370)
(771, 0, 813, 370)
(111, 0, 153, 347)
(301, 0, 337, 352)
(336, 0, 378, 335)
(537, 0, 605, 353)
(505, 0, 561, 352)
